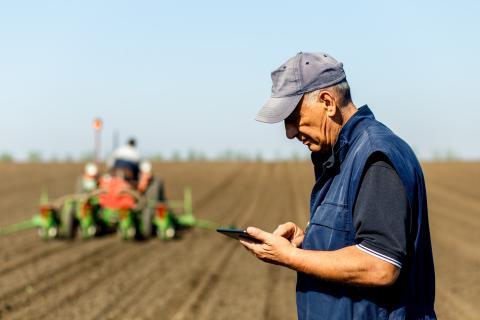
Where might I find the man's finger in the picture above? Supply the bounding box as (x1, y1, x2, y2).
(273, 222, 294, 237)
(239, 239, 259, 252)
(246, 226, 270, 242)
(272, 224, 287, 236)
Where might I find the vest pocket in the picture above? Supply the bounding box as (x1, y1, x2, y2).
(305, 203, 352, 251)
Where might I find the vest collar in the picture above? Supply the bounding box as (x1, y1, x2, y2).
(311, 105, 374, 170)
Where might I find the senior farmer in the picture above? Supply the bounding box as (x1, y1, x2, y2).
(240, 52, 436, 319)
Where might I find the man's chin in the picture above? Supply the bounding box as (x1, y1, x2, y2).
(308, 144, 332, 154)
(307, 144, 321, 152)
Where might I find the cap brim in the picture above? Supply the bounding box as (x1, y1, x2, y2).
(255, 95, 303, 123)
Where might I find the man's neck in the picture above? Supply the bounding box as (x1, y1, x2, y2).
(340, 103, 357, 126)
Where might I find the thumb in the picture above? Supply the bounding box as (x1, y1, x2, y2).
(246, 227, 270, 242)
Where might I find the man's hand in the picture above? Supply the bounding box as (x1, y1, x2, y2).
(272, 222, 305, 247)
(239, 227, 297, 267)
(240, 226, 400, 286)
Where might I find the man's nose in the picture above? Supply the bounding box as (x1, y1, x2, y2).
(285, 122, 299, 139)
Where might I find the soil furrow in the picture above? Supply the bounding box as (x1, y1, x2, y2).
(25, 241, 161, 320)
(1, 239, 123, 318)
(192, 163, 249, 211)
(141, 164, 261, 317)
(0, 238, 118, 300)
(186, 164, 287, 320)
(0, 239, 81, 277)
(97, 233, 228, 320)
(143, 164, 270, 320)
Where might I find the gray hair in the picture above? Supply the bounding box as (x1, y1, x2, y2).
(304, 80, 352, 107)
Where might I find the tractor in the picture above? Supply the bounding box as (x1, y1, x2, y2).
(73, 161, 188, 240)
(0, 162, 215, 240)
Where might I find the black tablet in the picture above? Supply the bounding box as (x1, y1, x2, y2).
(216, 227, 261, 243)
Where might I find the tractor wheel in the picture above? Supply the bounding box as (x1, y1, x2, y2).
(38, 228, 46, 239)
(87, 225, 97, 237)
(47, 227, 58, 239)
(146, 178, 165, 202)
(157, 179, 166, 201)
(157, 226, 176, 240)
(126, 227, 136, 240)
(79, 224, 96, 239)
(118, 225, 136, 240)
(166, 226, 175, 239)
(62, 205, 77, 239)
(141, 207, 154, 239)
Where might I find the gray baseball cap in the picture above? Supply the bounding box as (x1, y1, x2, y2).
(255, 52, 346, 123)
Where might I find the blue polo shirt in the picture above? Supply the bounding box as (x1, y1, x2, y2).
(296, 106, 436, 320)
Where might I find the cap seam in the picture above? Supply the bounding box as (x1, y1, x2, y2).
(295, 53, 303, 92)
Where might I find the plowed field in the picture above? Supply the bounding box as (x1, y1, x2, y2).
(0, 162, 478, 320)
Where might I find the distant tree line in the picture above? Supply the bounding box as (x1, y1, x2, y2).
(0, 148, 467, 163)
(0, 149, 311, 163)
(148, 149, 309, 162)
(431, 149, 460, 162)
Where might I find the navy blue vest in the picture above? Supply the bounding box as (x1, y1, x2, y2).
(296, 106, 436, 320)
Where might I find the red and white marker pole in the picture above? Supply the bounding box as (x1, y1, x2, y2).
(92, 118, 103, 164)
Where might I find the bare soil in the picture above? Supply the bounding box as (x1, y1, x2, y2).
(0, 162, 478, 319)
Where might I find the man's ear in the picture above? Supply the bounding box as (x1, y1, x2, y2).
(319, 91, 337, 117)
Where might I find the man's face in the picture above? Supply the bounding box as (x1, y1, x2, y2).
(284, 95, 332, 153)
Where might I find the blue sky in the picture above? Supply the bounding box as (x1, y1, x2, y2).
(0, 0, 479, 160)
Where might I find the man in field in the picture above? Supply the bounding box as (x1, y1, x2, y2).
(240, 52, 436, 319)
(108, 138, 141, 181)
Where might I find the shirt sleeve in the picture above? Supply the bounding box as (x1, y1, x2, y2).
(353, 153, 410, 268)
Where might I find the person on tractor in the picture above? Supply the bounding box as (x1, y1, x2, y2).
(108, 138, 141, 182)
(106, 138, 160, 194)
